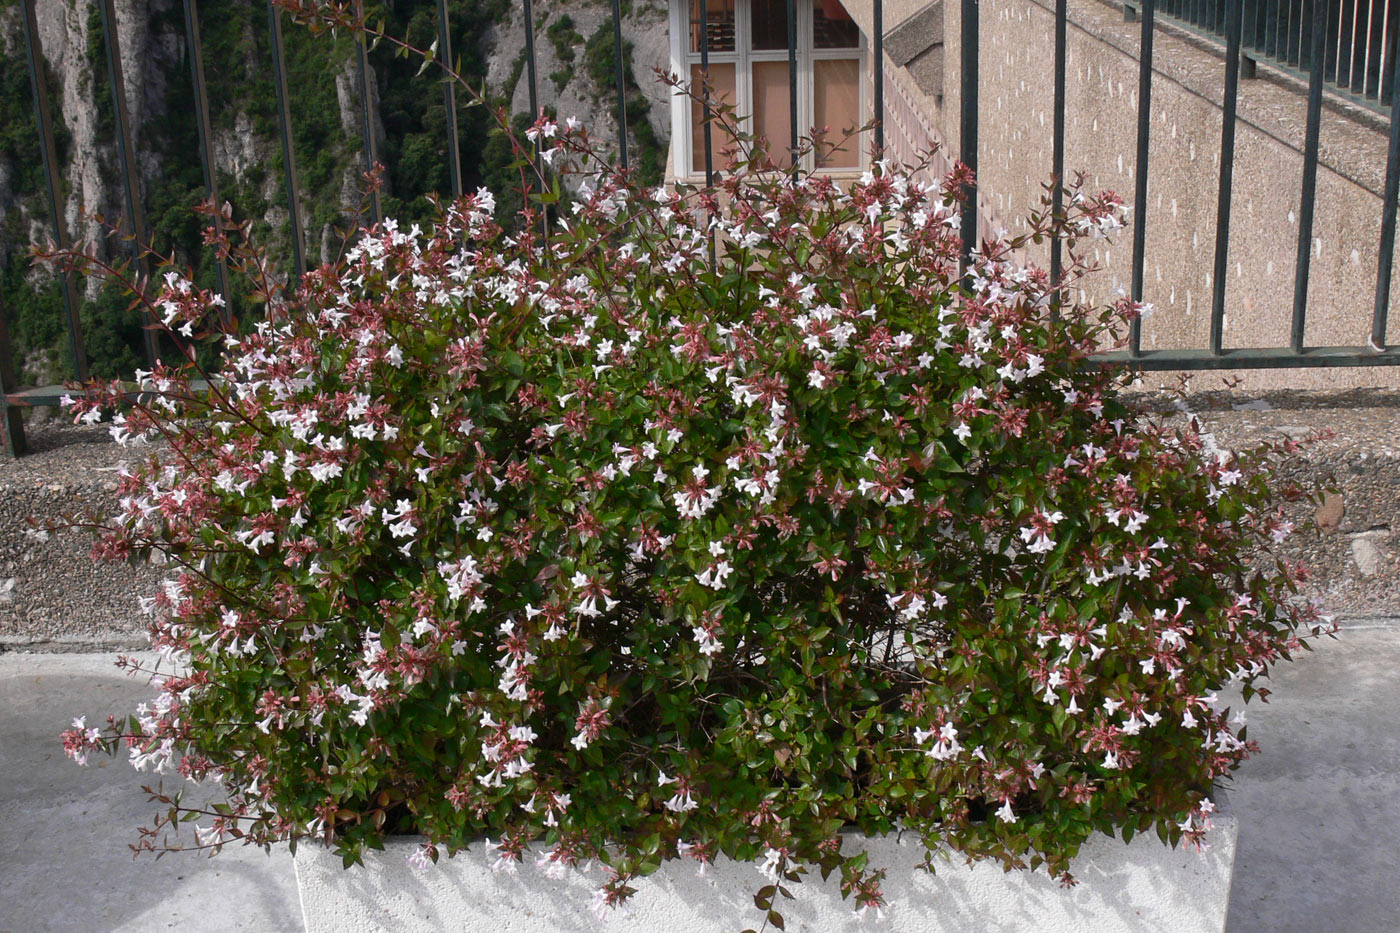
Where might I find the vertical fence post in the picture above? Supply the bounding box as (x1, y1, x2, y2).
(699, 0, 716, 188)
(437, 0, 463, 200)
(1373, 48, 1400, 350)
(1209, 0, 1243, 356)
(699, 0, 717, 264)
(787, 0, 800, 167)
(268, 1, 306, 279)
(1050, 0, 1067, 296)
(181, 0, 232, 327)
(99, 0, 160, 368)
(21, 0, 86, 383)
(523, 0, 540, 120)
(521, 0, 550, 249)
(354, 0, 382, 225)
(1130, 0, 1154, 356)
(611, 0, 630, 170)
(0, 299, 25, 457)
(1379, 0, 1393, 106)
(1291, 1, 1326, 354)
(960, 0, 979, 269)
(874, 0, 885, 157)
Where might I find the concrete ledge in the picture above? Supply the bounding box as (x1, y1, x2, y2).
(295, 811, 1238, 933)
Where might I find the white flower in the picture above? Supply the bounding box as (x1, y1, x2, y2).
(589, 888, 612, 922)
(665, 790, 697, 812)
(1022, 531, 1055, 554)
(696, 561, 733, 590)
(995, 800, 1016, 823)
(693, 625, 721, 656)
(407, 844, 437, 870)
(917, 721, 961, 761)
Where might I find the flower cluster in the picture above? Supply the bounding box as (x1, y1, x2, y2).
(56, 103, 1331, 926)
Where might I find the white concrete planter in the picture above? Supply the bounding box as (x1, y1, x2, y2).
(295, 796, 1237, 933)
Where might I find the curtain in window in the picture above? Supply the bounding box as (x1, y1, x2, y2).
(690, 62, 737, 170)
(814, 58, 859, 167)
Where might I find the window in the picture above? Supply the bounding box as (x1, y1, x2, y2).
(671, 0, 867, 177)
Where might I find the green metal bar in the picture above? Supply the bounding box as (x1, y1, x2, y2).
(99, 0, 160, 367)
(1050, 0, 1067, 297)
(1129, 0, 1155, 355)
(1089, 344, 1400, 370)
(182, 0, 232, 326)
(1209, 0, 1244, 356)
(874, 0, 885, 156)
(1290, 0, 1325, 353)
(787, 0, 799, 167)
(22, 0, 87, 383)
(611, 0, 629, 170)
(960, 0, 980, 270)
(1374, 29, 1400, 350)
(5, 379, 215, 412)
(354, 0, 382, 224)
(0, 288, 26, 457)
(268, 1, 306, 277)
(436, 0, 462, 199)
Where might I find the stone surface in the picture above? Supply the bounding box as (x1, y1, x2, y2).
(0, 652, 300, 933)
(296, 815, 1238, 933)
(885, 0, 944, 65)
(0, 421, 158, 649)
(1139, 391, 1400, 617)
(1350, 532, 1387, 578)
(1315, 493, 1345, 534)
(1221, 622, 1400, 933)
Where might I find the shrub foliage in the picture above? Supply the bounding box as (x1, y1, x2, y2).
(58, 50, 1331, 927)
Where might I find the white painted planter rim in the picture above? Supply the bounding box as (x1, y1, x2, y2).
(295, 789, 1237, 932)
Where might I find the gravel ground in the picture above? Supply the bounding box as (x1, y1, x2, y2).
(0, 417, 161, 650)
(1147, 390, 1400, 618)
(1, 390, 1396, 651)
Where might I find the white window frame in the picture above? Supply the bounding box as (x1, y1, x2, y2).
(668, 0, 868, 180)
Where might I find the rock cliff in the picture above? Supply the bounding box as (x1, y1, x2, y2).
(0, 0, 673, 379)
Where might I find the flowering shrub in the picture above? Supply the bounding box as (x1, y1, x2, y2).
(56, 70, 1333, 927)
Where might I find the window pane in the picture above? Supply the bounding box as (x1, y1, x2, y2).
(752, 60, 793, 163)
(751, 0, 789, 51)
(691, 63, 737, 172)
(690, 0, 736, 53)
(814, 58, 860, 168)
(814, 0, 860, 49)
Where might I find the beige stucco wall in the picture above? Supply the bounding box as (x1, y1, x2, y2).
(845, 0, 1400, 392)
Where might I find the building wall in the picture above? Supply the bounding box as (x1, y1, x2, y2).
(847, 0, 1400, 392)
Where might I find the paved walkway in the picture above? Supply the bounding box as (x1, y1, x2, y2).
(0, 652, 299, 932)
(2, 619, 1397, 932)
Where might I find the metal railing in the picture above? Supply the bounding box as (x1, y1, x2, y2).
(2, 0, 1399, 456)
(1078, 0, 1400, 369)
(1144, 0, 1397, 109)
